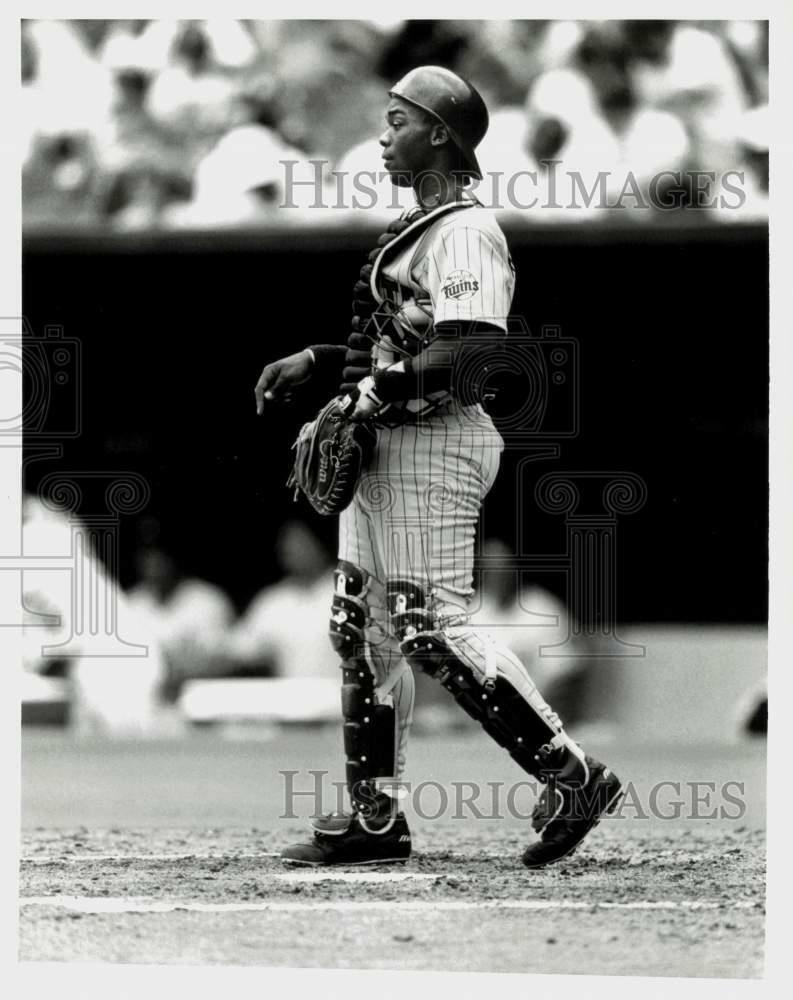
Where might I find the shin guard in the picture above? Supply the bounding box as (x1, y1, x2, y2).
(387, 578, 587, 786)
(330, 561, 398, 822)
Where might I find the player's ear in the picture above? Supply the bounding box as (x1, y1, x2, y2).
(430, 123, 449, 148)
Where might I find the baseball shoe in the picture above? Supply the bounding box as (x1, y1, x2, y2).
(281, 810, 412, 867)
(522, 756, 623, 869)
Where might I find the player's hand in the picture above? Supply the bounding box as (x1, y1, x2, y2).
(349, 375, 383, 422)
(255, 350, 313, 414)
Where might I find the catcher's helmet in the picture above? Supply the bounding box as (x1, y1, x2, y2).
(389, 66, 489, 180)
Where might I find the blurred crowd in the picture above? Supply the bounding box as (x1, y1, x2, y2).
(21, 495, 590, 735)
(23, 496, 765, 738)
(22, 18, 769, 231)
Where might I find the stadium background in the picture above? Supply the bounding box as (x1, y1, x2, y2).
(19, 18, 768, 974)
(22, 17, 768, 621)
(23, 223, 768, 624)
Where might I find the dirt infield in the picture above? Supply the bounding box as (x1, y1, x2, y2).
(20, 730, 766, 976)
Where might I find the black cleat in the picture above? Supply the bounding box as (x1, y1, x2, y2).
(522, 756, 623, 869)
(281, 810, 412, 867)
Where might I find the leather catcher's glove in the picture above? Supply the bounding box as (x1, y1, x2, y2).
(286, 395, 376, 516)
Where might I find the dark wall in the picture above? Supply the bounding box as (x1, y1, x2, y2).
(22, 223, 768, 622)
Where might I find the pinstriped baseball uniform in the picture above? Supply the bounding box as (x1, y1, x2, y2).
(337, 197, 571, 781)
(342, 197, 514, 599)
(281, 66, 619, 867)
(369, 200, 515, 411)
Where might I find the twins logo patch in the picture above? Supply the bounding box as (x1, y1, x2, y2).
(441, 269, 480, 301)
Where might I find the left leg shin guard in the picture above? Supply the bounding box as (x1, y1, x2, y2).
(388, 579, 588, 787)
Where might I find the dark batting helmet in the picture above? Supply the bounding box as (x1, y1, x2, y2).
(389, 66, 489, 180)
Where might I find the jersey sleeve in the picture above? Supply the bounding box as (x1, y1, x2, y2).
(425, 223, 515, 329)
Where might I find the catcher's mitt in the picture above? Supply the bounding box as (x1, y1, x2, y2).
(286, 396, 376, 516)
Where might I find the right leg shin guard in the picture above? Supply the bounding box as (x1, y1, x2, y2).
(330, 561, 402, 823)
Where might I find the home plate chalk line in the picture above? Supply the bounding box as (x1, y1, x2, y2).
(20, 895, 761, 915)
(21, 853, 283, 864)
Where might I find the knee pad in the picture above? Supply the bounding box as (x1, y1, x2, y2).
(329, 560, 370, 668)
(387, 579, 436, 641)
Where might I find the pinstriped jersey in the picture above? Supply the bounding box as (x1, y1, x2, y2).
(373, 202, 515, 356)
(368, 200, 515, 415)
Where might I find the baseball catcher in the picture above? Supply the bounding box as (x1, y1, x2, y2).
(255, 66, 623, 868)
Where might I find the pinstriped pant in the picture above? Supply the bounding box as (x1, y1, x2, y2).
(338, 401, 571, 787)
(340, 401, 504, 605)
(339, 400, 568, 778)
(337, 401, 501, 778)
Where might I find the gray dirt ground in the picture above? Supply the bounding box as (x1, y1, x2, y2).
(19, 728, 766, 977)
